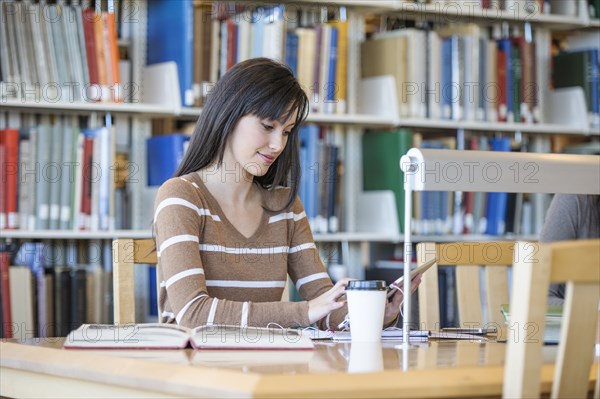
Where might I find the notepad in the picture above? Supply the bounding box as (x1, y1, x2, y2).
(332, 329, 430, 342)
(63, 323, 315, 350)
(500, 304, 562, 344)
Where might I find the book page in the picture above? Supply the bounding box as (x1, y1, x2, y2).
(63, 323, 191, 349)
(190, 325, 314, 350)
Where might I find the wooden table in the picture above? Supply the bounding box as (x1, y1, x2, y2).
(1, 338, 598, 398)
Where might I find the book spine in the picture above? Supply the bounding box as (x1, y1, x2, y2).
(2, 129, 19, 229)
(0, 252, 12, 338)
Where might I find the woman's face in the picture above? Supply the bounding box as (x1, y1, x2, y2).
(223, 112, 297, 180)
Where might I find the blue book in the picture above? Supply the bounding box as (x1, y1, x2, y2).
(148, 266, 158, 317)
(146, 134, 190, 186)
(326, 26, 338, 113)
(147, 0, 194, 107)
(251, 11, 264, 58)
(498, 39, 513, 122)
(441, 38, 453, 120)
(485, 137, 512, 235)
(285, 32, 299, 77)
(298, 125, 320, 225)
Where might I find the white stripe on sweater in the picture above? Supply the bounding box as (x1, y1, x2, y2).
(206, 298, 219, 326)
(158, 234, 199, 257)
(289, 243, 316, 253)
(154, 197, 221, 222)
(175, 294, 207, 324)
(199, 244, 290, 255)
(206, 280, 286, 288)
(268, 211, 306, 224)
(160, 268, 204, 289)
(241, 302, 249, 327)
(296, 272, 329, 290)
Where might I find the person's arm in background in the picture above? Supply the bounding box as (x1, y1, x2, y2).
(539, 194, 581, 305)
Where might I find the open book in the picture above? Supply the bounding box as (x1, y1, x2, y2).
(63, 323, 315, 350)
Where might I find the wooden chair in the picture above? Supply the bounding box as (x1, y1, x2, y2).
(112, 238, 291, 325)
(416, 241, 514, 334)
(503, 239, 600, 398)
(112, 238, 157, 324)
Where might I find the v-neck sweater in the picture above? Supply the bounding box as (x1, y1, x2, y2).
(153, 172, 347, 329)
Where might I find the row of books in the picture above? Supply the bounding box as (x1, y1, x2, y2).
(147, 1, 349, 114)
(361, 128, 574, 237)
(0, 241, 114, 339)
(363, 24, 599, 126)
(410, 0, 600, 18)
(0, 1, 122, 103)
(363, 25, 539, 123)
(298, 125, 343, 234)
(1, 121, 347, 234)
(0, 122, 118, 231)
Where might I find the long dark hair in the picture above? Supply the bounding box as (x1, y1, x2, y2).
(175, 58, 309, 211)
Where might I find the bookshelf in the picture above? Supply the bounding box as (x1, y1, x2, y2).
(1, 0, 598, 336)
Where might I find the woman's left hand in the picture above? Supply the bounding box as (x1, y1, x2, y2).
(383, 274, 423, 327)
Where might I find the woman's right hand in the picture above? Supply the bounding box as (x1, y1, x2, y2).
(307, 277, 353, 324)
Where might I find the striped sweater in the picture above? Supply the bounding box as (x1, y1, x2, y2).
(153, 172, 347, 329)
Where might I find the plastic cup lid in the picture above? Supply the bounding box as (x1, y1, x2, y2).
(346, 280, 386, 291)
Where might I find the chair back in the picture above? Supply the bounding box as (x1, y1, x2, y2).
(112, 238, 157, 324)
(503, 239, 600, 398)
(416, 242, 514, 333)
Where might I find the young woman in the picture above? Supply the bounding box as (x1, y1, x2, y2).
(153, 58, 418, 330)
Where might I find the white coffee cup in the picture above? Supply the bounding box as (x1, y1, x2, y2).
(345, 280, 387, 342)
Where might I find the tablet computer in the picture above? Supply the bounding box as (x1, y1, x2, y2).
(386, 257, 437, 298)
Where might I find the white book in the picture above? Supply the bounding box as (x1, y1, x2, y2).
(28, 3, 49, 89)
(95, 126, 113, 231)
(35, 125, 52, 229)
(49, 4, 68, 94)
(427, 31, 442, 120)
(39, 4, 59, 100)
(2, 2, 21, 88)
(236, 18, 251, 63)
(18, 137, 30, 230)
(90, 128, 101, 231)
(209, 19, 220, 84)
(59, 125, 75, 230)
(48, 123, 63, 230)
(0, 2, 16, 87)
(317, 24, 331, 114)
(14, 2, 32, 87)
(219, 21, 228, 79)
(74, 5, 90, 88)
(26, 126, 37, 230)
(9, 266, 35, 339)
(72, 132, 84, 230)
(262, 8, 285, 62)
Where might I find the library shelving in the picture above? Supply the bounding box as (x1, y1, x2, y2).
(1, 0, 598, 249)
(1, 0, 598, 335)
